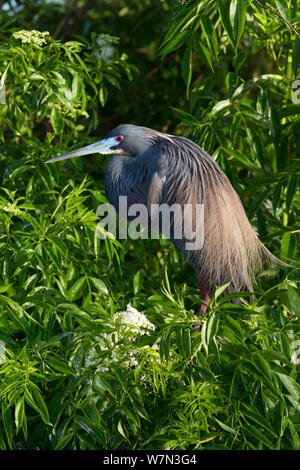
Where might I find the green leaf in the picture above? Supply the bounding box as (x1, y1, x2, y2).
(99, 84, 108, 107)
(133, 270, 143, 295)
(182, 43, 193, 98)
(171, 107, 202, 127)
(258, 350, 290, 364)
(218, 0, 235, 49)
(243, 421, 275, 449)
(14, 397, 25, 432)
(252, 352, 272, 380)
(117, 419, 129, 441)
(247, 188, 271, 220)
(209, 99, 231, 116)
(47, 358, 75, 375)
(233, 51, 247, 72)
(25, 386, 50, 425)
(215, 418, 238, 434)
(275, 0, 291, 24)
(50, 107, 64, 134)
(214, 281, 232, 300)
(182, 328, 191, 356)
(276, 373, 300, 401)
(77, 416, 106, 445)
(245, 124, 264, 168)
(68, 277, 87, 301)
(224, 314, 244, 343)
(286, 175, 297, 212)
(159, 30, 191, 57)
(222, 147, 259, 169)
(287, 285, 300, 318)
(54, 433, 74, 450)
(205, 313, 219, 347)
(200, 15, 219, 59)
(194, 33, 214, 71)
(280, 232, 294, 261)
(0, 284, 12, 294)
(71, 74, 83, 101)
(241, 403, 277, 436)
(230, 0, 246, 47)
(90, 277, 109, 296)
(288, 419, 300, 450)
(2, 404, 13, 449)
(292, 39, 300, 77)
(272, 182, 282, 216)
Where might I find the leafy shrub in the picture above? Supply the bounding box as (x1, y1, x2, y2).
(0, 0, 299, 450)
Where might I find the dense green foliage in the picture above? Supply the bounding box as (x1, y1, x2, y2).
(0, 0, 299, 450)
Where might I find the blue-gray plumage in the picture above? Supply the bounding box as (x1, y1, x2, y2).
(46, 124, 291, 316)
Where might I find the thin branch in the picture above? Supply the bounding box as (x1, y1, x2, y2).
(62, 0, 93, 41)
(53, 0, 79, 39)
(253, 0, 300, 38)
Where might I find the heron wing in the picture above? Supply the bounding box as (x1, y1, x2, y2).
(146, 141, 263, 294)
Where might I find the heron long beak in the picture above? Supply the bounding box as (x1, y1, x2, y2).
(45, 137, 117, 163)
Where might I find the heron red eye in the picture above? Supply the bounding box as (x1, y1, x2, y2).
(116, 136, 123, 142)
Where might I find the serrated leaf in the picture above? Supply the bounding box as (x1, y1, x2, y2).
(210, 99, 231, 116)
(280, 232, 293, 261)
(71, 74, 83, 101)
(194, 33, 214, 71)
(133, 270, 143, 295)
(230, 0, 246, 47)
(159, 30, 191, 57)
(243, 421, 275, 448)
(287, 284, 300, 318)
(68, 277, 87, 301)
(47, 358, 75, 375)
(286, 175, 297, 212)
(200, 15, 219, 59)
(181, 44, 193, 98)
(50, 107, 64, 134)
(276, 373, 300, 401)
(171, 107, 202, 127)
(218, 0, 235, 49)
(214, 281, 232, 300)
(215, 418, 238, 434)
(14, 397, 25, 432)
(258, 350, 290, 364)
(54, 433, 74, 450)
(252, 352, 272, 380)
(25, 386, 50, 425)
(223, 147, 259, 169)
(77, 416, 106, 445)
(2, 404, 13, 449)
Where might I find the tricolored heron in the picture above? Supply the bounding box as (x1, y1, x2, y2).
(46, 124, 291, 315)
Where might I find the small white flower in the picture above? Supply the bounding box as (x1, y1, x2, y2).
(113, 304, 155, 336)
(84, 306, 156, 376)
(13, 30, 50, 46)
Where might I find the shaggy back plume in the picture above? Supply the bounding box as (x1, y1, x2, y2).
(159, 136, 288, 294)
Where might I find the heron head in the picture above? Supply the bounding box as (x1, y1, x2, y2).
(45, 124, 168, 164)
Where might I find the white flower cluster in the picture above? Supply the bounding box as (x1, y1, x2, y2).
(13, 30, 50, 46)
(85, 305, 156, 372)
(113, 304, 156, 336)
